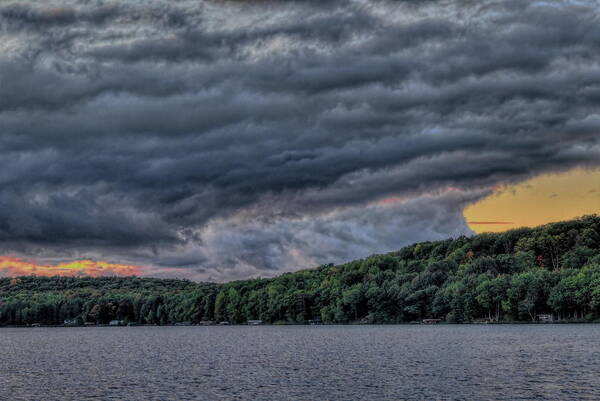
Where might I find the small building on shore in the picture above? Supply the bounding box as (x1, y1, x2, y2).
(247, 320, 263, 325)
(537, 314, 554, 322)
(109, 320, 125, 326)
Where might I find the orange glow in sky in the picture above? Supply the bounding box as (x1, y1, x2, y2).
(0, 257, 144, 277)
(464, 168, 600, 233)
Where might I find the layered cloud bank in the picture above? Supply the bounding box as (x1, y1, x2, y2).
(0, 0, 599, 280)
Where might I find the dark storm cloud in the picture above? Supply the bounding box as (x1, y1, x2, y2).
(0, 0, 599, 280)
(0, 3, 187, 31)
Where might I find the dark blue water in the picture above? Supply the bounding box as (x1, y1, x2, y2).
(1, 325, 599, 400)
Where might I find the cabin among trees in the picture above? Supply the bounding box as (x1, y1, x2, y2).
(0, 216, 599, 326)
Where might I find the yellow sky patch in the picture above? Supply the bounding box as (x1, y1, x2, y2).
(464, 168, 600, 233)
(0, 257, 144, 277)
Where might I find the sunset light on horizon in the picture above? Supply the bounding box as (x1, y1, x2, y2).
(464, 168, 600, 233)
(0, 257, 144, 278)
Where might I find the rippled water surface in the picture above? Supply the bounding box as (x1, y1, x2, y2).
(2, 325, 600, 400)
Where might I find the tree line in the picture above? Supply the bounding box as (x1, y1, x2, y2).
(1, 216, 599, 326)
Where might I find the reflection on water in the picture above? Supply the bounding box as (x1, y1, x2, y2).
(1, 325, 600, 400)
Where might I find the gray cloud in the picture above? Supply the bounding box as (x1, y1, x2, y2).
(0, 0, 599, 280)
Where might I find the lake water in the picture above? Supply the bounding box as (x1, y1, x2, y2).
(1, 325, 600, 400)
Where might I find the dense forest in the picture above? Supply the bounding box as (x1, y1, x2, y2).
(1, 216, 600, 326)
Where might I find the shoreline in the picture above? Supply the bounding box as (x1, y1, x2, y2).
(2, 321, 598, 328)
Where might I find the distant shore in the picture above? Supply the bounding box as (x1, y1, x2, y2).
(2, 320, 599, 329)
(2, 217, 600, 327)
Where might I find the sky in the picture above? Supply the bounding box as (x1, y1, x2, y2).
(0, 0, 599, 281)
(465, 168, 600, 233)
